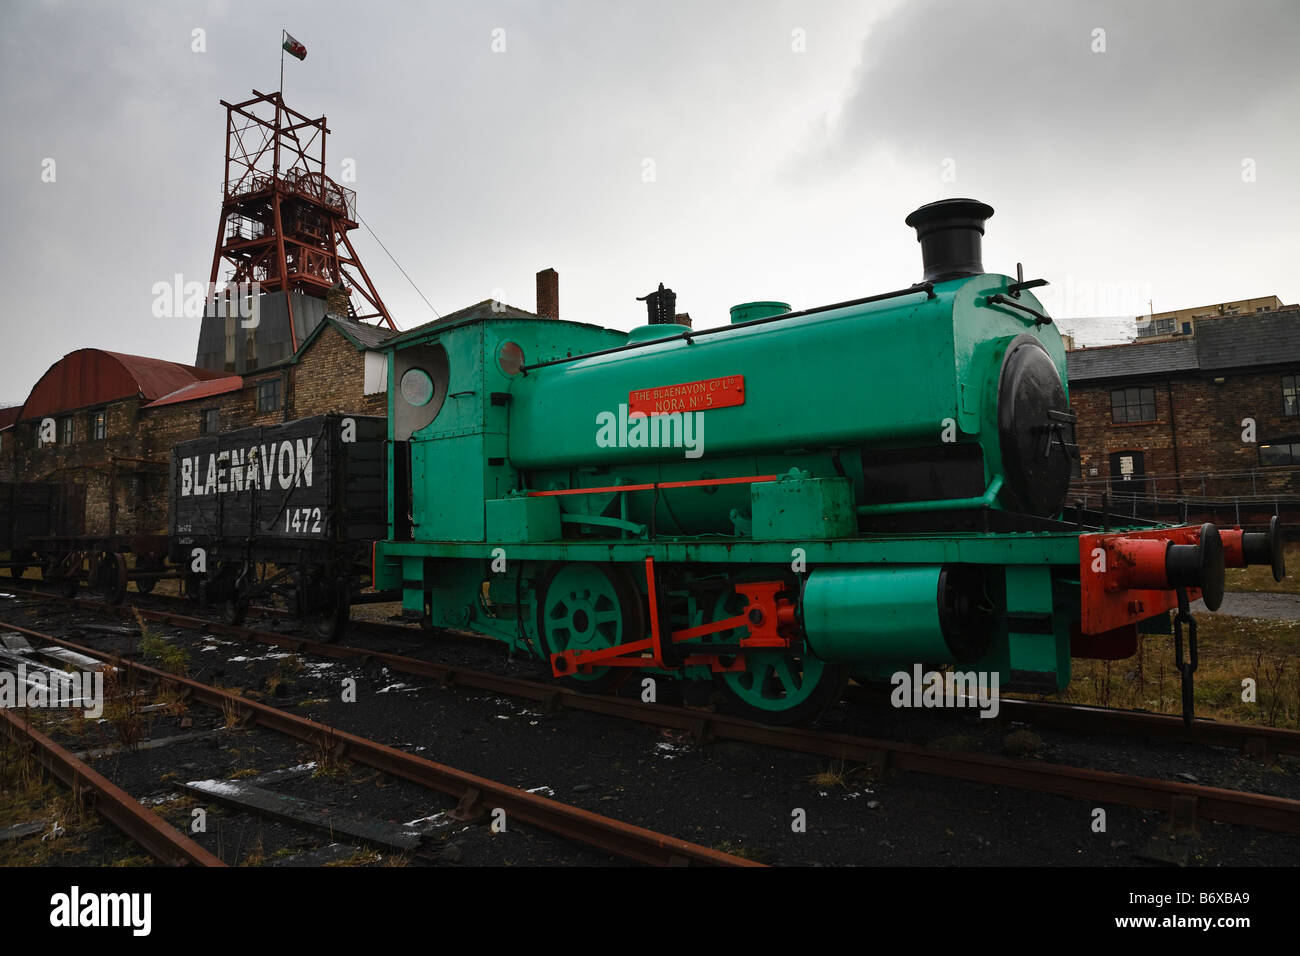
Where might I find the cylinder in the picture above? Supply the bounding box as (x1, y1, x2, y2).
(802, 565, 991, 664)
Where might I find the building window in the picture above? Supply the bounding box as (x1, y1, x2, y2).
(1110, 387, 1156, 424)
(1260, 439, 1300, 467)
(1284, 375, 1299, 417)
(1181, 321, 1192, 334)
(58, 416, 74, 445)
(90, 409, 106, 440)
(200, 407, 220, 434)
(1154, 317, 1174, 334)
(256, 378, 280, 413)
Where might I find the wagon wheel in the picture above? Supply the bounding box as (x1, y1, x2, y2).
(218, 562, 249, 627)
(710, 588, 850, 725)
(133, 554, 163, 594)
(89, 551, 128, 605)
(535, 563, 643, 693)
(298, 566, 351, 643)
(57, 552, 83, 598)
(6, 551, 31, 579)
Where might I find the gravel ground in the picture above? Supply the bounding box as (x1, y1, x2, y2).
(2, 592, 1298, 867)
(1191, 590, 1300, 619)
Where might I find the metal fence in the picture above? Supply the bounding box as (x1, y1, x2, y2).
(1068, 466, 1300, 531)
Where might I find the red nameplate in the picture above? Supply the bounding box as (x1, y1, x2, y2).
(628, 375, 745, 415)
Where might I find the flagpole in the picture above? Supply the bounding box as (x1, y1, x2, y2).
(279, 28, 285, 97)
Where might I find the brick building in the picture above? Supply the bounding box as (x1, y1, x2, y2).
(0, 314, 394, 539)
(1066, 307, 1300, 511)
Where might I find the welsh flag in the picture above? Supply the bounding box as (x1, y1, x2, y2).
(283, 32, 307, 61)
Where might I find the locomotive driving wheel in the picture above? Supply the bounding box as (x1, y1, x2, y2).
(536, 563, 643, 693)
(709, 589, 850, 725)
(716, 652, 850, 725)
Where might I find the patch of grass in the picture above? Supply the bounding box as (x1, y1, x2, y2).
(310, 730, 349, 778)
(135, 608, 190, 675)
(150, 794, 195, 814)
(0, 740, 98, 866)
(1224, 543, 1300, 594)
(325, 847, 385, 867)
(241, 834, 267, 867)
(1041, 615, 1300, 727)
(808, 762, 848, 789)
(220, 695, 247, 730)
(265, 656, 305, 698)
(102, 666, 145, 751)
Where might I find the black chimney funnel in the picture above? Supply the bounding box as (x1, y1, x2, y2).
(905, 198, 995, 283)
(637, 282, 678, 325)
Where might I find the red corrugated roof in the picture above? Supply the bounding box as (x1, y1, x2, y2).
(18, 349, 226, 421)
(144, 375, 244, 408)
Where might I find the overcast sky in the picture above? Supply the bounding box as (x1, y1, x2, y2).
(2, 0, 1297, 407)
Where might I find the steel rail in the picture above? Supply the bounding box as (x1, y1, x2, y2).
(14, 583, 1300, 759)
(8, 587, 1300, 833)
(0, 618, 759, 868)
(0, 706, 226, 867)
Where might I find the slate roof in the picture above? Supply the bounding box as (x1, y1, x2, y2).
(1196, 310, 1300, 371)
(1066, 338, 1200, 382)
(328, 315, 399, 350)
(383, 299, 543, 348)
(1067, 307, 1300, 383)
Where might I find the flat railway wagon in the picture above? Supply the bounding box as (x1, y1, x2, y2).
(0, 481, 60, 578)
(373, 198, 1286, 725)
(170, 413, 387, 639)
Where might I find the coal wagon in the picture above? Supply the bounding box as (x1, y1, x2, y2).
(170, 413, 387, 639)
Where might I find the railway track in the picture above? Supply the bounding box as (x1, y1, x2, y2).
(4, 585, 1299, 839)
(9, 583, 1300, 760)
(0, 617, 760, 867)
(0, 705, 225, 867)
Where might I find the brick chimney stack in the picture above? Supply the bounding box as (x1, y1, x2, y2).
(536, 268, 559, 319)
(675, 312, 692, 329)
(326, 282, 351, 319)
